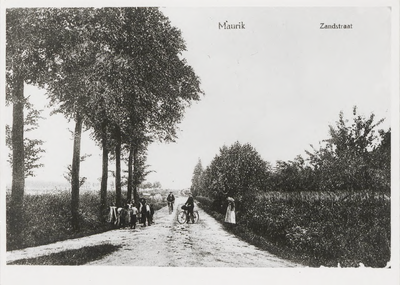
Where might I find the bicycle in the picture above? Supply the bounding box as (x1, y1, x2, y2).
(168, 201, 174, 214)
(177, 208, 199, 224)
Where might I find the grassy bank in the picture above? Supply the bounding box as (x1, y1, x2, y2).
(6, 190, 168, 251)
(195, 192, 390, 268)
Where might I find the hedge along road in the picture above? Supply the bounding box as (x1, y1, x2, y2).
(6, 197, 299, 267)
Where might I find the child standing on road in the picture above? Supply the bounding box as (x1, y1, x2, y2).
(128, 202, 138, 229)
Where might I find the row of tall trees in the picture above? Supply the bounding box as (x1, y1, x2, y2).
(7, 8, 203, 237)
(191, 107, 391, 208)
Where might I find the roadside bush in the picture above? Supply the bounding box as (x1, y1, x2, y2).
(244, 194, 390, 267)
(194, 196, 212, 208)
(195, 196, 226, 222)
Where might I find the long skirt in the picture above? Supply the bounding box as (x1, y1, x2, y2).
(224, 207, 236, 224)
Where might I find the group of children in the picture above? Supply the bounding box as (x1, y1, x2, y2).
(116, 198, 154, 229)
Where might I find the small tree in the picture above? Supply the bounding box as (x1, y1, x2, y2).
(63, 154, 92, 189)
(306, 106, 388, 192)
(6, 100, 45, 178)
(191, 158, 203, 196)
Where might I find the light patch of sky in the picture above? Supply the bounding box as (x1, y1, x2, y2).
(4, 6, 392, 190)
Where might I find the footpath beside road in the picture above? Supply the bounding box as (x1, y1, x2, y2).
(7, 197, 300, 267)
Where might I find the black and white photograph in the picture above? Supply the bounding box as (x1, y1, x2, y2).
(1, 0, 399, 284)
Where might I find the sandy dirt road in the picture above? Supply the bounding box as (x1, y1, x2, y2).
(7, 197, 300, 267)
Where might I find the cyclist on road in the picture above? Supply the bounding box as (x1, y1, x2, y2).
(184, 193, 195, 223)
(167, 191, 175, 213)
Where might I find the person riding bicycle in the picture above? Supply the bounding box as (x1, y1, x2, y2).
(167, 191, 175, 212)
(184, 193, 195, 223)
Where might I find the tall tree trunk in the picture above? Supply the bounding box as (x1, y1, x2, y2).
(71, 112, 83, 231)
(10, 74, 24, 244)
(127, 143, 134, 202)
(100, 120, 108, 221)
(133, 144, 140, 206)
(115, 126, 122, 207)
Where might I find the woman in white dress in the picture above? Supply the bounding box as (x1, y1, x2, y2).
(224, 197, 236, 224)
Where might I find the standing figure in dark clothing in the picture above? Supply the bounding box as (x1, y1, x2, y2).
(140, 198, 148, 226)
(145, 203, 152, 226)
(184, 193, 195, 223)
(167, 192, 175, 214)
(149, 204, 155, 224)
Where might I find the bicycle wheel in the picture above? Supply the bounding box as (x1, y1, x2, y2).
(177, 211, 187, 224)
(193, 211, 199, 223)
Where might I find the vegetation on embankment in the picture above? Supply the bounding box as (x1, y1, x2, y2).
(195, 193, 390, 268)
(6, 190, 168, 251)
(191, 108, 391, 268)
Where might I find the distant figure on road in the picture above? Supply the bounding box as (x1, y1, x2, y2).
(167, 191, 175, 214)
(148, 203, 155, 224)
(184, 193, 195, 223)
(224, 197, 236, 224)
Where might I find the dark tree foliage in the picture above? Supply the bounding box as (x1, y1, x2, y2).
(197, 107, 390, 200)
(368, 128, 391, 194)
(91, 8, 203, 207)
(306, 106, 389, 193)
(199, 141, 272, 212)
(271, 155, 315, 192)
(191, 158, 204, 196)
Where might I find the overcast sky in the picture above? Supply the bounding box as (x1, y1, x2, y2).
(4, 6, 392, 190)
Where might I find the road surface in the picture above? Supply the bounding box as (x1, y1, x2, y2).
(7, 197, 300, 267)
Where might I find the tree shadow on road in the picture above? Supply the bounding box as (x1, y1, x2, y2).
(7, 244, 121, 265)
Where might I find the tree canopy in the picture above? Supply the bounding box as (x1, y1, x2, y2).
(197, 142, 271, 209)
(193, 107, 390, 208)
(306, 106, 389, 192)
(6, 7, 203, 232)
